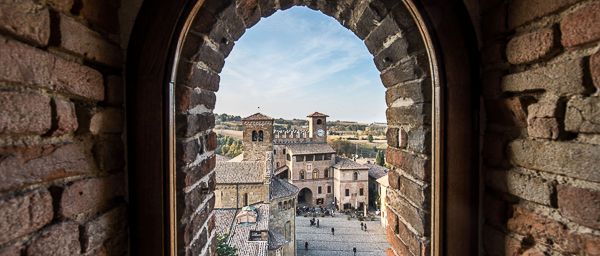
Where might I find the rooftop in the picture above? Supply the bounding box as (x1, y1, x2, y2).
(332, 157, 369, 170)
(365, 163, 389, 179)
(285, 143, 336, 155)
(215, 161, 265, 184)
(376, 174, 389, 187)
(242, 113, 274, 121)
(270, 177, 299, 200)
(307, 112, 329, 117)
(214, 203, 271, 256)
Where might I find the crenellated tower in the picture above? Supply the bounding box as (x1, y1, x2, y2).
(242, 113, 274, 161)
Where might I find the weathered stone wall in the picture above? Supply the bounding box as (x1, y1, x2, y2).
(0, 0, 127, 255)
(333, 169, 369, 209)
(242, 120, 274, 161)
(215, 184, 266, 208)
(269, 196, 296, 256)
(480, 0, 600, 254)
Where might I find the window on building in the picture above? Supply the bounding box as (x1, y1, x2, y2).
(296, 155, 304, 162)
(324, 154, 331, 160)
(283, 149, 286, 154)
(345, 189, 349, 197)
(278, 202, 282, 209)
(316, 119, 322, 124)
(273, 149, 276, 154)
(306, 154, 314, 161)
(276, 162, 280, 168)
(312, 169, 319, 179)
(300, 170, 305, 180)
(243, 193, 248, 206)
(353, 172, 358, 181)
(285, 221, 291, 240)
(284, 201, 288, 209)
(318, 186, 322, 194)
(286, 154, 291, 161)
(258, 130, 264, 141)
(317, 154, 324, 161)
(359, 188, 364, 196)
(324, 168, 329, 178)
(327, 186, 331, 193)
(252, 130, 258, 141)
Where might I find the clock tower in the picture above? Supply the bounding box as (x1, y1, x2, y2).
(307, 112, 328, 143)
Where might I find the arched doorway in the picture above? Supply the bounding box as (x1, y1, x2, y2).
(128, 0, 479, 255)
(297, 188, 313, 206)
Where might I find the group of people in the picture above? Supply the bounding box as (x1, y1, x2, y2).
(309, 217, 320, 227)
(302, 220, 368, 255)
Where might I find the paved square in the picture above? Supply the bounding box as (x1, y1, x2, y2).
(296, 215, 390, 256)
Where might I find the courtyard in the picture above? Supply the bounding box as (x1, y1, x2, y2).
(296, 214, 390, 256)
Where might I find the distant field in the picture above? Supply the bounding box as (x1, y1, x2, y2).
(214, 129, 243, 139)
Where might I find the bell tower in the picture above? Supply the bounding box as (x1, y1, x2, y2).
(242, 113, 274, 161)
(307, 112, 328, 143)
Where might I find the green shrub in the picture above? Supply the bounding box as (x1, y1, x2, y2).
(216, 234, 237, 256)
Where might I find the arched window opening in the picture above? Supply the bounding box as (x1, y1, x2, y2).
(324, 168, 329, 178)
(258, 130, 264, 141)
(313, 169, 319, 179)
(283, 149, 286, 155)
(299, 170, 305, 180)
(316, 119, 322, 124)
(252, 130, 258, 141)
(353, 172, 358, 181)
(276, 162, 280, 168)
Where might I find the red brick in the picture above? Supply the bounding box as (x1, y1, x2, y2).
(175, 86, 216, 114)
(0, 244, 21, 256)
(385, 147, 429, 182)
(508, 0, 578, 29)
(0, 37, 104, 101)
(184, 155, 216, 187)
(557, 185, 600, 229)
(507, 28, 555, 64)
(92, 135, 125, 172)
(0, 190, 53, 244)
(0, 91, 51, 135)
(89, 108, 123, 134)
(236, 0, 261, 28)
(591, 51, 600, 91)
(386, 189, 428, 236)
(52, 98, 79, 136)
(0, 143, 94, 192)
(82, 207, 126, 252)
(508, 205, 580, 253)
(582, 234, 600, 255)
(59, 14, 122, 67)
(105, 76, 124, 106)
(561, 2, 600, 47)
(60, 175, 125, 221)
(79, 0, 120, 33)
(0, 0, 50, 46)
(26, 222, 80, 256)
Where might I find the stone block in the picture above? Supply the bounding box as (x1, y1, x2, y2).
(176, 86, 216, 114)
(352, 4, 380, 39)
(0, 91, 51, 135)
(557, 185, 600, 229)
(219, 4, 246, 41)
(501, 59, 585, 96)
(386, 189, 428, 236)
(0, 143, 94, 192)
(82, 206, 127, 252)
(385, 78, 431, 107)
(236, 0, 261, 28)
(79, 0, 120, 33)
(591, 51, 600, 91)
(364, 16, 402, 55)
(508, 0, 578, 29)
(105, 76, 124, 106)
(258, 0, 277, 17)
(60, 175, 125, 221)
(508, 139, 600, 182)
(407, 127, 429, 154)
(0, 37, 104, 101)
(176, 137, 201, 165)
(59, 14, 122, 67)
(0, 0, 50, 46)
(508, 205, 580, 253)
(560, 2, 600, 47)
(92, 135, 125, 172)
(89, 108, 123, 134)
(184, 155, 216, 187)
(380, 52, 428, 88)
(386, 127, 400, 148)
(386, 103, 431, 126)
(176, 113, 215, 138)
(398, 175, 428, 208)
(192, 44, 225, 73)
(26, 222, 80, 256)
(385, 147, 430, 182)
(178, 61, 221, 92)
(565, 96, 600, 133)
(0, 190, 53, 244)
(506, 28, 555, 64)
(52, 98, 79, 136)
(528, 117, 560, 139)
(486, 169, 555, 206)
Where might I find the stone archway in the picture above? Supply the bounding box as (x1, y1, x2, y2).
(298, 187, 313, 206)
(128, 0, 479, 255)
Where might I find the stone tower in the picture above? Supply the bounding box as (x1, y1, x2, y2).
(242, 113, 274, 161)
(307, 112, 328, 143)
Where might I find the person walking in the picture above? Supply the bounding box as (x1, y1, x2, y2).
(353, 247, 357, 256)
(305, 241, 309, 250)
(331, 227, 335, 236)
(317, 219, 320, 228)
(364, 223, 367, 232)
(360, 222, 364, 231)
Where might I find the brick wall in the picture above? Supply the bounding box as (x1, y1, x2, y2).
(481, 0, 600, 254)
(0, 0, 127, 255)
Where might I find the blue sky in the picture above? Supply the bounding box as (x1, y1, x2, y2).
(215, 7, 386, 123)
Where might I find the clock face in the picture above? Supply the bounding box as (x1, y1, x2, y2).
(317, 129, 325, 137)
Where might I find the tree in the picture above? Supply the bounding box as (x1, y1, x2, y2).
(217, 234, 237, 256)
(367, 134, 374, 142)
(375, 150, 385, 166)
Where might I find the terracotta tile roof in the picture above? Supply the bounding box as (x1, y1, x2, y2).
(307, 112, 329, 117)
(268, 231, 288, 250)
(215, 161, 265, 184)
(365, 163, 389, 179)
(227, 203, 270, 256)
(270, 177, 299, 200)
(332, 157, 369, 170)
(242, 113, 274, 121)
(215, 209, 237, 236)
(285, 143, 336, 155)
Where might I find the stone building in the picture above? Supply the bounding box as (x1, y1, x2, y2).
(1, 0, 600, 255)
